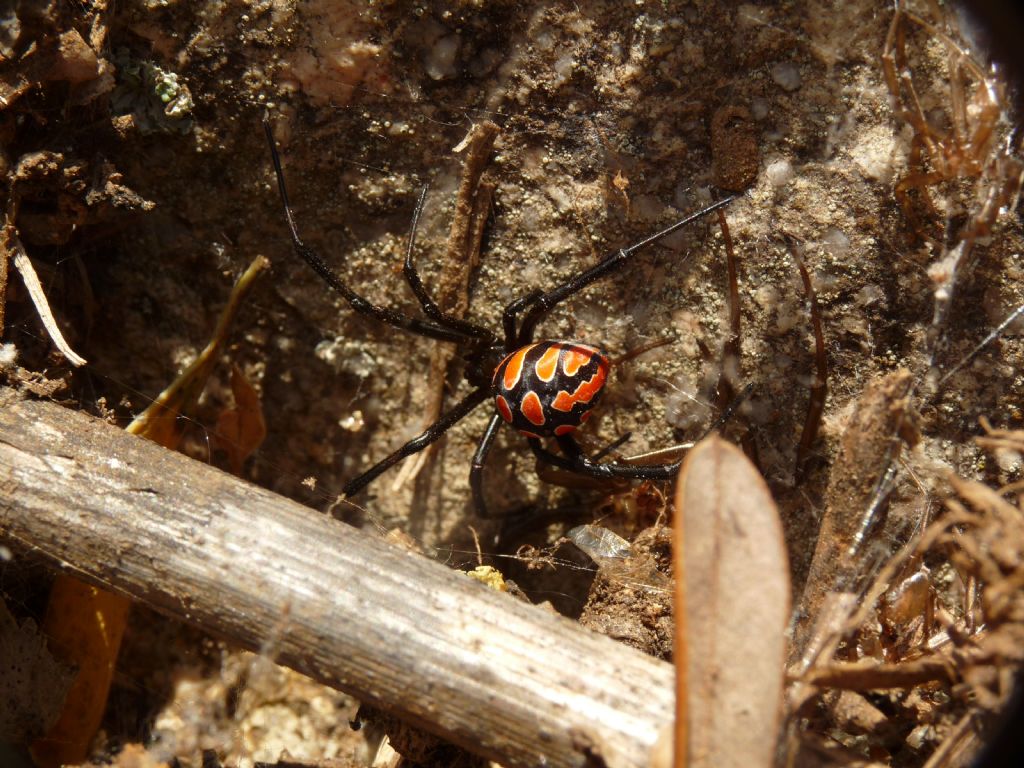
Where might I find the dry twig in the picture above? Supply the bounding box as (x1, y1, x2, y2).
(0, 393, 675, 768)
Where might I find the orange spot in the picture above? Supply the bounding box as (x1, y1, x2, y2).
(500, 345, 534, 390)
(562, 346, 593, 377)
(495, 395, 513, 423)
(551, 365, 609, 412)
(519, 429, 543, 439)
(554, 424, 577, 436)
(534, 344, 561, 382)
(552, 390, 575, 412)
(521, 391, 546, 426)
(575, 367, 608, 403)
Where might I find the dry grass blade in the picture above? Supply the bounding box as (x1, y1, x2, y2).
(4, 222, 87, 366)
(127, 255, 269, 444)
(673, 436, 790, 768)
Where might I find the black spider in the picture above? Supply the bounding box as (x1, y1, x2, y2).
(264, 120, 734, 517)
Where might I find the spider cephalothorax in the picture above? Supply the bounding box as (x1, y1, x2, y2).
(265, 119, 734, 517)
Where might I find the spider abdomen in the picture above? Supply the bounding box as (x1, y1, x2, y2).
(492, 341, 611, 439)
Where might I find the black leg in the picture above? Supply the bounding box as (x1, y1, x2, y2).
(469, 413, 504, 517)
(264, 119, 471, 344)
(402, 187, 495, 342)
(342, 387, 490, 498)
(590, 431, 633, 461)
(528, 435, 681, 480)
(508, 195, 737, 345)
(501, 289, 542, 349)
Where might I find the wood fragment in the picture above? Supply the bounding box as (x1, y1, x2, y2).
(30, 256, 270, 767)
(0, 393, 674, 768)
(786, 238, 828, 483)
(393, 122, 498, 494)
(800, 657, 958, 690)
(444, 122, 500, 274)
(792, 369, 918, 660)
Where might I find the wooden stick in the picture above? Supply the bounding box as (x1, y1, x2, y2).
(0, 392, 673, 768)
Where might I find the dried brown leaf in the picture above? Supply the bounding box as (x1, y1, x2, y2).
(213, 363, 267, 475)
(673, 436, 790, 768)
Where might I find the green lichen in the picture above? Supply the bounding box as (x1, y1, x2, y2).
(111, 51, 194, 134)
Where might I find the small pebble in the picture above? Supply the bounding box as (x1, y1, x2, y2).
(771, 61, 801, 91)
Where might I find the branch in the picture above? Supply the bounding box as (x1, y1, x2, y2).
(0, 391, 673, 768)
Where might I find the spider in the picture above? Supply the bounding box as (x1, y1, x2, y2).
(264, 119, 735, 517)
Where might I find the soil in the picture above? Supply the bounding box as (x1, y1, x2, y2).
(1, 0, 1023, 766)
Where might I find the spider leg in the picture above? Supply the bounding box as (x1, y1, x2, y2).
(590, 431, 633, 461)
(264, 119, 471, 344)
(501, 289, 542, 349)
(469, 413, 504, 518)
(342, 387, 489, 498)
(403, 187, 495, 342)
(527, 435, 680, 480)
(511, 195, 736, 345)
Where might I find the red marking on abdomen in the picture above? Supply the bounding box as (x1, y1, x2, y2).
(495, 395, 513, 423)
(500, 345, 534, 390)
(554, 424, 577, 436)
(551, 365, 608, 412)
(534, 344, 561, 382)
(521, 391, 546, 426)
(562, 346, 595, 376)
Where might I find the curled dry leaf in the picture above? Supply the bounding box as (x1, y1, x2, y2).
(30, 578, 132, 768)
(672, 436, 791, 768)
(213, 363, 267, 476)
